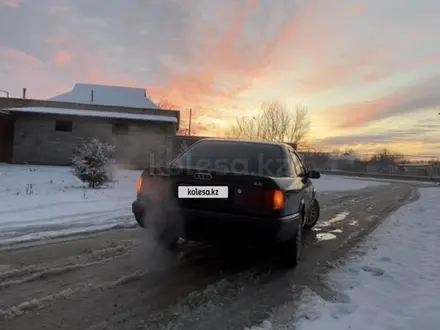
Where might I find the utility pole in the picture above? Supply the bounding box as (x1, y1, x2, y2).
(0, 89, 9, 97)
(188, 108, 192, 136)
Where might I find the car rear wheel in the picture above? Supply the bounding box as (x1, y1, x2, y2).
(303, 198, 320, 230)
(134, 213, 145, 228)
(277, 213, 303, 268)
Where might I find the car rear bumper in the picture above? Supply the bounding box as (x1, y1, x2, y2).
(182, 208, 300, 244)
(132, 200, 147, 227)
(132, 199, 301, 244)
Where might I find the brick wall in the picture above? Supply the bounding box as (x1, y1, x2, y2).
(12, 113, 175, 168)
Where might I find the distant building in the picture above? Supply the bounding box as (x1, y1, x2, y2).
(326, 153, 356, 170)
(396, 163, 433, 177)
(0, 83, 180, 168)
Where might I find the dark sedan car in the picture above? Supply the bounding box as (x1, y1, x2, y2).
(132, 138, 321, 267)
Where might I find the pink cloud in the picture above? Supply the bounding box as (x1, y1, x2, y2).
(148, 0, 325, 110)
(319, 74, 440, 129)
(426, 56, 440, 63)
(299, 50, 390, 93)
(1, 0, 20, 8)
(0, 45, 139, 99)
(54, 51, 72, 65)
(0, 48, 63, 97)
(320, 94, 401, 129)
(347, 3, 367, 15)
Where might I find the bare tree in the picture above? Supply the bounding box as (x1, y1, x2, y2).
(154, 98, 190, 135)
(343, 147, 355, 155)
(155, 98, 174, 110)
(369, 148, 404, 166)
(226, 100, 311, 144)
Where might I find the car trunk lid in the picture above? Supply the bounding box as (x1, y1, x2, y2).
(141, 167, 284, 216)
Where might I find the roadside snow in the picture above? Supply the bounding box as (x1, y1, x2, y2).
(0, 164, 140, 244)
(312, 175, 384, 192)
(321, 172, 438, 186)
(247, 187, 440, 330)
(294, 187, 440, 330)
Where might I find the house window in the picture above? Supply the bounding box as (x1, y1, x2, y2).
(112, 123, 129, 135)
(55, 120, 72, 132)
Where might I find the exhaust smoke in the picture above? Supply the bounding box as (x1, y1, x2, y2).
(140, 177, 185, 251)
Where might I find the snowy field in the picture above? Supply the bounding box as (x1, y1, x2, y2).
(321, 172, 438, 186)
(0, 164, 383, 245)
(311, 175, 384, 192)
(249, 187, 440, 330)
(0, 164, 141, 244)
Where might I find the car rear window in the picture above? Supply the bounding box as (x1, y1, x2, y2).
(171, 141, 289, 177)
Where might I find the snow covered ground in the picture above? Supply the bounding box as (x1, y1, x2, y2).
(311, 175, 384, 192)
(0, 164, 141, 245)
(321, 172, 438, 186)
(249, 186, 440, 330)
(295, 187, 440, 330)
(0, 165, 383, 245)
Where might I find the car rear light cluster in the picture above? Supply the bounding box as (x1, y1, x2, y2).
(136, 177, 143, 194)
(272, 190, 285, 210)
(136, 175, 170, 200)
(236, 188, 286, 212)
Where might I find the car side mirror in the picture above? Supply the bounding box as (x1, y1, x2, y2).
(308, 170, 320, 179)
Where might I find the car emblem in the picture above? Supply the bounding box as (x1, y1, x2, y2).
(193, 172, 212, 180)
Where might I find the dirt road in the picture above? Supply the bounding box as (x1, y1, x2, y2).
(0, 183, 419, 330)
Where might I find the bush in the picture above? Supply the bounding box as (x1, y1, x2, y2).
(71, 138, 115, 188)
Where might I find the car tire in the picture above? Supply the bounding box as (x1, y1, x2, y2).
(134, 213, 145, 228)
(303, 198, 320, 230)
(277, 213, 303, 268)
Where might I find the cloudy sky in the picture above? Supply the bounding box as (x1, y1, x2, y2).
(1, 0, 440, 155)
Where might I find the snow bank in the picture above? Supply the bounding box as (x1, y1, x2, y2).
(0, 164, 141, 244)
(311, 175, 384, 192)
(295, 187, 440, 330)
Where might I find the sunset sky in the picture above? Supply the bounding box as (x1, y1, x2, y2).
(1, 0, 440, 156)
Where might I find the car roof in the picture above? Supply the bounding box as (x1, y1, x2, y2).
(196, 138, 290, 148)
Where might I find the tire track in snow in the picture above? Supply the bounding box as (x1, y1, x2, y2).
(0, 244, 132, 290)
(0, 238, 138, 311)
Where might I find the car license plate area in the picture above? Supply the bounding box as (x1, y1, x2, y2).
(176, 184, 232, 211)
(177, 185, 229, 199)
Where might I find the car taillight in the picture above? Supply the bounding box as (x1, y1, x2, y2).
(272, 190, 285, 210)
(136, 177, 143, 194)
(236, 188, 285, 212)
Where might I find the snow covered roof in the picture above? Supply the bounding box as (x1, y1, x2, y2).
(49, 83, 159, 109)
(6, 83, 177, 123)
(8, 107, 177, 123)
